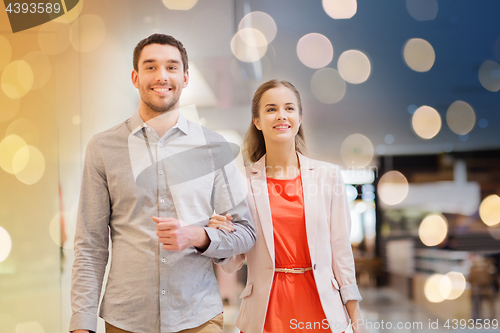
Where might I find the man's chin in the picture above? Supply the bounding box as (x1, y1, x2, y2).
(143, 100, 178, 114)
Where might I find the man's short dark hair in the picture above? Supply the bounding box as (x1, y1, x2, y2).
(133, 34, 189, 73)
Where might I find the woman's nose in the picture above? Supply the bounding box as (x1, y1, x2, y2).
(276, 109, 287, 120)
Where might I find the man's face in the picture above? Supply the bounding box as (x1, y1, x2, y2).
(132, 43, 189, 114)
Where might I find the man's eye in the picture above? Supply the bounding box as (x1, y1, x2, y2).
(146, 66, 154, 70)
(267, 108, 275, 112)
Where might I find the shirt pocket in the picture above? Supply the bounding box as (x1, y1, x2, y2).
(239, 283, 253, 299)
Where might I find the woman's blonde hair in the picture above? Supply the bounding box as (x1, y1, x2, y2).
(243, 79, 307, 163)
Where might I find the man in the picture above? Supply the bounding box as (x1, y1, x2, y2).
(70, 34, 255, 333)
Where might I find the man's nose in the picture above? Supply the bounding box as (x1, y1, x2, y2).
(156, 67, 169, 82)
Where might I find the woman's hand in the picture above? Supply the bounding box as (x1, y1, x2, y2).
(208, 213, 234, 232)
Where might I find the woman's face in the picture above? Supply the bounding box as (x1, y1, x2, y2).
(253, 86, 302, 146)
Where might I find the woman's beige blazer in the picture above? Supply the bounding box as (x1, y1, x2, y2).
(221, 153, 362, 333)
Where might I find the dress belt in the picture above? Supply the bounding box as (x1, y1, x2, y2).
(274, 267, 312, 274)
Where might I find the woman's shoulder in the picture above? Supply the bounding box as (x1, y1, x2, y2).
(299, 154, 340, 174)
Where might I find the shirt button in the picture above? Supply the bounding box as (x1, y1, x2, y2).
(160, 198, 165, 204)
(162, 257, 165, 263)
(159, 171, 163, 175)
(147, 128, 151, 132)
(313, 264, 317, 270)
(158, 142, 162, 146)
(162, 289, 165, 295)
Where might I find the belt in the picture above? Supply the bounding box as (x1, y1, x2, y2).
(274, 267, 312, 274)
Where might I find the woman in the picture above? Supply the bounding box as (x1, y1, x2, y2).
(209, 80, 367, 333)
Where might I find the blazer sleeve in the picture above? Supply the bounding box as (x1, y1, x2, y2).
(215, 253, 246, 273)
(330, 164, 362, 304)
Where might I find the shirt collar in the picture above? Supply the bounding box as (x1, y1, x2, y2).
(129, 110, 189, 135)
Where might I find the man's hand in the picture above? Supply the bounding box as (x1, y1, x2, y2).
(71, 330, 90, 333)
(153, 217, 210, 251)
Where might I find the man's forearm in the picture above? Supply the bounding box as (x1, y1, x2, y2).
(191, 226, 211, 251)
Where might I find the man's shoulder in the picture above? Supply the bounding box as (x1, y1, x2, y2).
(91, 119, 131, 142)
(85, 119, 132, 154)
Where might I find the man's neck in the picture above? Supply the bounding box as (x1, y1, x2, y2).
(139, 105, 180, 139)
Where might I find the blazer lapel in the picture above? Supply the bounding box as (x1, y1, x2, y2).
(298, 153, 318, 261)
(250, 155, 275, 263)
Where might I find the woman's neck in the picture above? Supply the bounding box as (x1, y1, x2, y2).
(264, 141, 300, 179)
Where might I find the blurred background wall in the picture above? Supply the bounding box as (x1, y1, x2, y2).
(1, 0, 500, 332)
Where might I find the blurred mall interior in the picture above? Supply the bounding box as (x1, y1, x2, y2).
(0, 0, 500, 332)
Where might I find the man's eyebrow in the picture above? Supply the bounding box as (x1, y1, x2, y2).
(141, 59, 181, 66)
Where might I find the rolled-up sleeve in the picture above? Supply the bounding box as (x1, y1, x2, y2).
(69, 135, 111, 332)
(330, 165, 362, 304)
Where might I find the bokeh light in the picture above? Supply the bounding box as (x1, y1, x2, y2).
(446, 100, 475, 135)
(479, 194, 500, 227)
(406, 0, 438, 21)
(419, 213, 448, 246)
(346, 185, 358, 202)
(53, 0, 84, 23)
(445, 271, 466, 300)
(38, 21, 71, 55)
(0, 36, 12, 70)
(322, 0, 357, 19)
(230, 28, 268, 63)
(238, 11, 277, 45)
(70, 15, 106, 53)
(0, 135, 27, 174)
(424, 274, 451, 303)
(337, 50, 371, 84)
(6, 118, 40, 146)
(162, 0, 198, 10)
(22, 52, 52, 90)
(0, 226, 12, 262)
(478, 60, 500, 92)
(478, 118, 489, 128)
(1, 60, 34, 99)
(310, 68, 346, 104)
(297, 33, 333, 69)
(0, 89, 21, 123)
(378, 171, 409, 205)
(340, 133, 374, 167)
(72, 115, 81, 125)
(13, 145, 46, 185)
(385, 134, 395, 144)
(49, 213, 63, 247)
(355, 201, 368, 214)
(412, 106, 441, 139)
(403, 38, 435, 72)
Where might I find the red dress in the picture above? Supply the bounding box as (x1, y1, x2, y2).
(262, 175, 331, 332)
